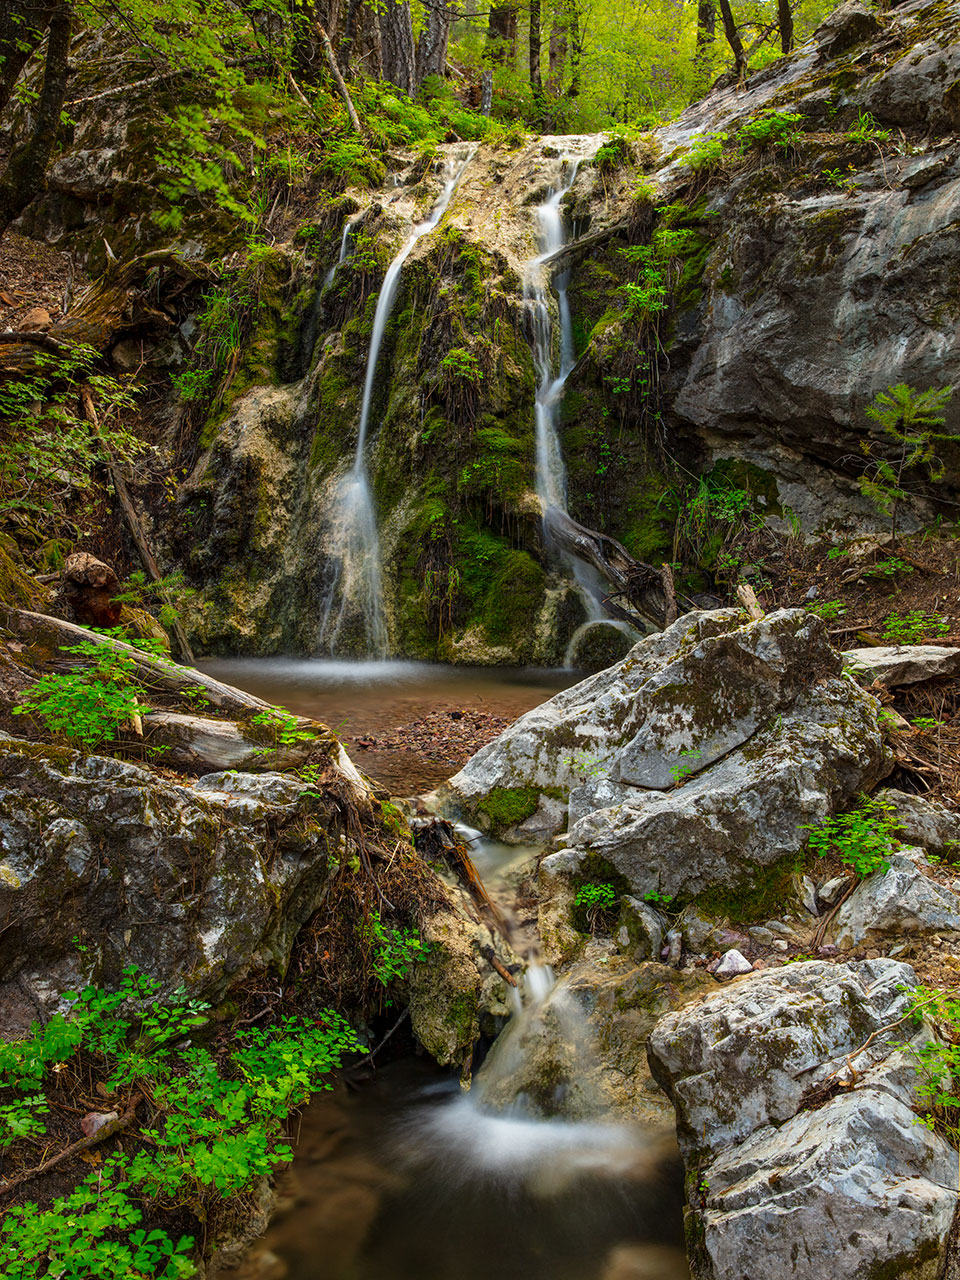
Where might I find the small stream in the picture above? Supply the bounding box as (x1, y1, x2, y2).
(240, 1055, 689, 1280)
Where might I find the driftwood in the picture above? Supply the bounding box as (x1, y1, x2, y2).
(543, 506, 679, 630)
(1, 606, 266, 714)
(79, 384, 196, 664)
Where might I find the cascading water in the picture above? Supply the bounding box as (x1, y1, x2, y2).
(318, 146, 475, 658)
(523, 145, 614, 626)
(322, 217, 357, 292)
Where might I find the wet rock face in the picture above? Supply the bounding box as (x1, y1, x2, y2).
(0, 735, 336, 1030)
(647, 959, 959, 1280)
(444, 607, 887, 899)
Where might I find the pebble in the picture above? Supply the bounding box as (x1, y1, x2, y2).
(716, 948, 754, 977)
(748, 926, 775, 945)
(799, 876, 819, 916)
(765, 920, 798, 939)
(818, 876, 849, 906)
(663, 928, 683, 967)
(772, 939, 789, 952)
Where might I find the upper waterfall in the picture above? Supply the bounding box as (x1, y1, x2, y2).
(317, 144, 476, 658)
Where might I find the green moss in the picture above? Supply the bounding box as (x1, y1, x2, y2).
(482, 550, 545, 644)
(0, 543, 41, 609)
(694, 853, 808, 924)
(476, 786, 542, 831)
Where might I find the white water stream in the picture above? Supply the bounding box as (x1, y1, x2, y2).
(318, 146, 475, 657)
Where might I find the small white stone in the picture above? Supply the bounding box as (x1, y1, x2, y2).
(749, 926, 775, 945)
(772, 939, 789, 952)
(716, 948, 753, 976)
(818, 876, 849, 906)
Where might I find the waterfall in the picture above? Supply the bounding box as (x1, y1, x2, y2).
(322, 216, 357, 292)
(318, 146, 475, 658)
(524, 144, 609, 625)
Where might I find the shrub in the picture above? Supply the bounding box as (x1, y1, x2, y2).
(802, 795, 903, 878)
(0, 967, 361, 1279)
(737, 110, 804, 152)
(13, 640, 150, 748)
(681, 131, 727, 171)
(882, 610, 950, 644)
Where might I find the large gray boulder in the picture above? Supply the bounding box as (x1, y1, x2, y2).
(563, 677, 885, 899)
(446, 608, 887, 900)
(876, 787, 960, 856)
(443, 608, 839, 807)
(843, 645, 960, 687)
(0, 733, 339, 1028)
(831, 854, 960, 949)
(647, 959, 958, 1280)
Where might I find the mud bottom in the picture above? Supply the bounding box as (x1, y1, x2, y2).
(238, 1059, 689, 1280)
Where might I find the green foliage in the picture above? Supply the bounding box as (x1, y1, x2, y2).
(248, 706, 320, 754)
(737, 110, 804, 152)
(113, 569, 195, 629)
(806, 598, 846, 621)
(363, 910, 430, 986)
(441, 347, 484, 385)
(669, 748, 702, 785)
(643, 890, 674, 907)
(574, 882, 617, 910)
(844, 110, 892, 144)
(0, 344, 140, 538)
(12, 640, 150, 748)
(866, 556, 913, 579)
(802, 795, 903, 878)
(859, 383, 957, 540)
(681, 131, 727, 171)
(882, 610, 950, 644)
(0, 967, 361, 1279)
(618, 218, 702, 324)
(907, 986, 960, 1148)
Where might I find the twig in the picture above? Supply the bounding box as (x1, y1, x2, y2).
(0, 330, 65, 352)
(0, 1092, 142, 1198)
(811, 877, 857, 949)
(360, 1007, 409, 1068)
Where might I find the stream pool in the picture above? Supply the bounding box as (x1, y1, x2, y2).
(236, 1058, 690, 1280)
(200, 659, 578, 792)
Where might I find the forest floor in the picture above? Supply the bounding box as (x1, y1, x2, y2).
(0, 232, 84, 325)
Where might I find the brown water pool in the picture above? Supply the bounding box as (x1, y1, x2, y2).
(200, 659, 578, 793)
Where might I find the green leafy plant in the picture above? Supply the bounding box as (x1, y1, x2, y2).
(669, 748, 703, 785)
(574, 882, 617, 911)
(866, 555, 914, 580)
(12, 640, 150, 748)
(844, 110, 892, 145)
(912, 716, 945, 731)
(806, 598, 846, 621)
(906, 986, 960, 1149)
(682, 131, 727, 171)
(737, 110, 804, 153)
(0, 967, 361, 1279)
(249, 706, 319, 755)
(858, 384, 957, 542)
(643, 890, 674, 907)
(802, 795, 903, 878)
(363, 910, 430, 987)
(882, 610, 950, 645)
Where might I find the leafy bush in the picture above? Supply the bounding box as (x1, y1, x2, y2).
(802, 796, 903, 878)
(806, 598, 846, 621)
(0, 967, 361, 1279)
(681, 131, 727, 171)
(363, 910, 430, 986)
(907, 986, 960, 1148)
(737, 109, 804, 152)
(13, 640, 150, 748)
(859, 383, 957, 541)
(883, 610, 951, 644)
(574, 882, 617, 910)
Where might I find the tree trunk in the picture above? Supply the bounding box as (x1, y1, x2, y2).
(548, 9, 567, 93)
(0, 3, 72, 240)
(485, 4, 517, 63)
(379, 0, 416, 95)
(529, 0, 543, 100)
(716, 0, 746, 78)
(777, 0, 794, 53)
(0, 1, 58, 113)
(416, 1, 455, 85)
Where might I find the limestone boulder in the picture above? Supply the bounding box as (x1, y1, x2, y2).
(0, 733, 336, 1029)
(843, 645, 960, 687)
(831, 855, 960, 949)
(647, 959, 958, 1280)
(564, 677, 886, 900)
(876, 787, 960, 857)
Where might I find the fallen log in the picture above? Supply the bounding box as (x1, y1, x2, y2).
(543, 505, 680, 630)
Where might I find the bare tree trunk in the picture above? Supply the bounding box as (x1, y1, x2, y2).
(529, 0, 543, 101)
(485, 4, 517, 62)
(0, 3, 72, 240)
(565, 0, 583, 97)
(695, 0, 716, 60)
(777, 0, 794, 53)
(480, 68, 493, 112)
(717, 0, 746, 78)
(417, 1, 456, 84)
(548, 9, 568, 93)
(379, 0, 416, 95)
